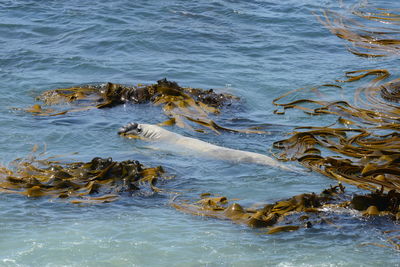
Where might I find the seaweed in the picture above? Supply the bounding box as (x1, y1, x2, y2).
(172, 184, 345, 232)
(0, 153, 165, 203)
(272, 69, 400, 192)
(28, 79, 261, 134)
(172, 185, 400, 249)
(318, 5, 400, 57)
(351, 189, 400, 217)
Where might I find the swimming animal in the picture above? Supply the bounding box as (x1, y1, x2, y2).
(118, 122, 297, 172)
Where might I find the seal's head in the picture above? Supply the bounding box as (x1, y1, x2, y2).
(118, 122, 143, 139)
(118, 122, 163, 140)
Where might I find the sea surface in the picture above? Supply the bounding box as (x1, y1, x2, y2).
(1, 0, 399, 266)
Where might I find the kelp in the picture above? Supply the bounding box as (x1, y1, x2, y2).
(318, 5, 400, 57)
(172, 185, 400, 249)
(0, 153, 165, 203)
(172, 184, 346, 232)
(29, 79, 262, 134)
(273, 69, 396, 126)
(351, 189, 400, 218)
(273, 69, 400, 192)
(273, 128, 400, 191)
(352, 189, 400, 251)
(380, 79, 400, 103)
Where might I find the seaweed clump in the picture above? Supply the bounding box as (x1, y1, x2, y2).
(272, 69, 400, 192)
(37, 78, 233, 109)
(380, 79, 400, 103)
(351, 189, 400, 219)
(172, 186, 400, 250)
(172, 184, 346, 234)
(0, 155, 165, 203)
(29, 79, 254, 134)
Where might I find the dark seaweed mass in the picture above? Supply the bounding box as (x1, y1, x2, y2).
(0, 156, 164, 203)
(32, 79, 253, 133)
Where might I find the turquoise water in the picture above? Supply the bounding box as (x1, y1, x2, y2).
(1, 0, 399, 266)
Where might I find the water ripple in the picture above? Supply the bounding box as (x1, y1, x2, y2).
(1, 0, 400, 266)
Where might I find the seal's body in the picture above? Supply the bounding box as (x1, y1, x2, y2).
(119, 122, 295, 172)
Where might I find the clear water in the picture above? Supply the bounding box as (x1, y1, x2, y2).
(1, 0, 399, 266)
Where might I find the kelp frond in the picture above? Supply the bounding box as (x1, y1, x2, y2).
(28, 79, 262, 134)
(273, 69, 400, 192)
(173, 184, 400, 221)
(318, 5, 400, 57)
(0, 153, 165, 203)
(172, 185, 400, 249)
(172, 185, 345, 231)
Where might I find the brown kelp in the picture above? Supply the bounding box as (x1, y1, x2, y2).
(29, 79, 260, 134)
(172, 184, 346, 231)
(172, 185, 400, 249)
(272, 69, 400, 192)
(0, 154, 165, 203)
(352, 189, 400, 251)
(319, 5, 400, 57)
(351, 189, 400, 218)
(37, 78, 235, 108)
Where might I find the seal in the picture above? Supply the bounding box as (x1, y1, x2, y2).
(118, 122, 298, 172)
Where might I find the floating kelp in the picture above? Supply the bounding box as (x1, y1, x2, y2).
(29, 79, 256, 134)
(25, 104, 68, 116)
(351, 189, 400, 218)
(0, 154, 165, 203)
(172, 184, 346, 232)
(352, 189, 400, 251)
(273, 69, 394, 126)
(273, 128, 400, 191)
(172, 185, 400, 249)
(380, 79, 400, 103)
(273, 69, 400, 192)
(319, 6, 400, 57)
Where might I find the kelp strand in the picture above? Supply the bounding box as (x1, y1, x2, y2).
(172, 185, 399, 249)
(27, 79, 263, 134)
(273, 69, 400, 193)
(318, 6, 400, 57)
(172, 185, 345, 230)
(0, 154, 165, 203)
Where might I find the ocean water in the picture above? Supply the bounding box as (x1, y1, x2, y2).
(0, 0, 399, 266)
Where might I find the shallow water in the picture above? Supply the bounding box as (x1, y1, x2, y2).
(0, 0, 399, 266)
